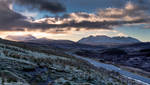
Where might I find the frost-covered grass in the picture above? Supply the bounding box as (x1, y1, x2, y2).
(0, 43, 69, 61)
(0, 70, 29, 85)
(0, 77, 29, 85)
(0, 42, 141, 85)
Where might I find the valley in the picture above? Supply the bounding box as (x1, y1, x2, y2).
(0, 37, 150, 85)
(0, 38, 142, 85)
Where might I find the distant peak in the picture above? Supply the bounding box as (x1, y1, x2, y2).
(78, 35, 140, 46)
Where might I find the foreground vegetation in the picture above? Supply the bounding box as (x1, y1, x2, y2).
(0, 39, 146, 85)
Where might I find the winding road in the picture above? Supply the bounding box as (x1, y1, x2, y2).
(69, 53, 150, 85)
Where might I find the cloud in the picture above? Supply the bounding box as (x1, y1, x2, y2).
(144, 25, 150, 29)
(0, 0, 65, 31)
(0, 0, 28, 30)
(3, 29, 127, 41)
(14, 0, 66, 13)
(97, 2, 150, 21)
(58, 2, 150, 22)
(0, 1, 150, 33)
(29, 2, 150, 32)
(20, 10, 38, 18)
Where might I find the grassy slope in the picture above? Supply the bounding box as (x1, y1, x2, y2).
(0, 39, 143, 85)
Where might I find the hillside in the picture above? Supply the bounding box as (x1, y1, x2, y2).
(75, 42, 150, 78)
(0, 39, 142, 85)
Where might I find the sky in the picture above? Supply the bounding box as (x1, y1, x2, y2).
(0, 0, 150, 42)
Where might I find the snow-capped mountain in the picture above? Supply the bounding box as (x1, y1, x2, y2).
(6, 35, 37, 41)
(78, 35, 141, 46)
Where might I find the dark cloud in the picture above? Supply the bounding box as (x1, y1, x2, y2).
(0, 0, 150, 33)
(14, 0, 66, 13)
(0, 0, 28, 30)
(0, 0, 65, 31)
(22, 18, 150, 32)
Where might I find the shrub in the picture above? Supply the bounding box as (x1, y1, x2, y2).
(140, 48, 150, 52)
(101, 48, 127, 55)
(140, 48, 150, 56)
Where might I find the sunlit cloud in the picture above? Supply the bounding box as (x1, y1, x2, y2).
(0, 1, 150, 33)
(0, 0, 150, 41)
(31, 1, 150, 33)
(20, 10, 38, 18)
(0, 29, 127, 41)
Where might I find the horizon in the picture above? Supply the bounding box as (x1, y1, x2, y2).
(1, 34, 145, 43)
(0, 0, 150, 42)
(1, 1, 150, 84)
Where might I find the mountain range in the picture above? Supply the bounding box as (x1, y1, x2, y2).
(6, 35, 140, 46)
(0, 37, 150, 85)
(78, 35, 141, 46)
(0, 38, 144, 85)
